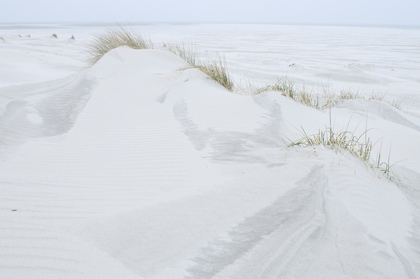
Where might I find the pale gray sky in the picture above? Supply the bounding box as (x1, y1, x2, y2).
(1, 0, 419, 26)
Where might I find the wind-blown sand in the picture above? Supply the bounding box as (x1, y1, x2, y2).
(0, 24, 419, 278)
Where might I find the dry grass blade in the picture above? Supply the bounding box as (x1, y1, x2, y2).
(255, 78, 403, 111)
(164, 43, 234, 91)
(197, 58, 234, 91)
(255, 77, 295, 97)
(255, 78, 320, 109)
(88, 27, 153, 65)
(164, 43, 198, 67)
(339, 91, 361, 100)
(289, 126, 399, 180)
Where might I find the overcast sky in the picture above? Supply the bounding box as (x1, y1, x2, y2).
(1, 0, 419, 26)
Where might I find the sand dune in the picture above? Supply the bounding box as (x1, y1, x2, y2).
(1, 25, 420, 278)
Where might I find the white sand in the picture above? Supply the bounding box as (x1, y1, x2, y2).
(0, 24, 419, 278)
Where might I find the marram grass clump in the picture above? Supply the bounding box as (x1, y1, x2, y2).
(165, 43, 234, 91)
(256, 78, 402, 111)
(164, 43, 198, 67)
(88, 28, 153, 65)
(255, 77, 295, 97)
(289, 126, 396, 180)
(290, 128, 373, 162)
(255, 78, 320, 109)
(197, 58, 234, 91)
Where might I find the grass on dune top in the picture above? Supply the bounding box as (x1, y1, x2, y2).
(88, 28, 154, 65)
(88, 28, 234, 91)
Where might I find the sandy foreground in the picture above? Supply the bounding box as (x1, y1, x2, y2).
(0, 24, 419, 278)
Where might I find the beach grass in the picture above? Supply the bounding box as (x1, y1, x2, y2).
(165, 43, 234, 91)
(288, 114, 396, 180)
(164, 43, 198, 67)
(289, 128, 374, 163)
(89, 30, 234, 91)
(255, 78, 320, 109)
(196, 58, 234, 91)
(88, 27, 153, 65)
(256, 79, 402, 111)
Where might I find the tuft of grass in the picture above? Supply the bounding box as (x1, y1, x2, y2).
(256, 79, 404, 112)
(290, 128, 374, 163)
(390, 98, 403, 110)
(369, 94, 386, 102)
(165, 43, 234, 91)
(339, 90, 361, 100)
(288, 114, 397, 181)
(299, 90, 320, 109)
(255, 78, 320, 109)
(369, 94, 404, 110)
(87, 27, 153, 65)
(255, 77, 295, 97)
(164, 43, 198, 67)
(196, 58, 234, 91)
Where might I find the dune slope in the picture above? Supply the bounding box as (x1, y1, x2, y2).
(0, 47, 419, 279)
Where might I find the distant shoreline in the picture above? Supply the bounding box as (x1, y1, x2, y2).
(0, 22, 419, 30)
